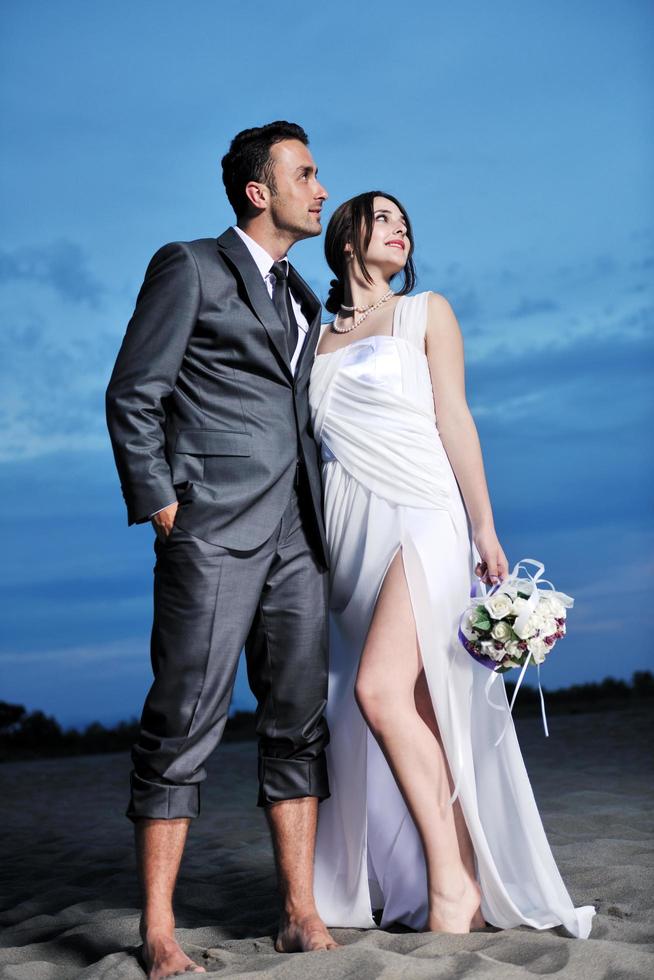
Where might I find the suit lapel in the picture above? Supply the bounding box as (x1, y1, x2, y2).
(216, 227, 324, 386)
(216, 228, 292, 379)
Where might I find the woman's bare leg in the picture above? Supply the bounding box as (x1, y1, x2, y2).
(414, 672, 485, 930)
(355, 551, 481, 933)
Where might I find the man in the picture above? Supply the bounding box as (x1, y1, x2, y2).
(106, 121, 336, 980)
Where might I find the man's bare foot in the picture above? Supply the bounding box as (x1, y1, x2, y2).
(426, 878, 483, 934)
(275, 911, 340, 952)
(140, 927, 206, 980)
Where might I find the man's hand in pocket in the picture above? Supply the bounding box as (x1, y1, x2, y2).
(152, 501, 179, 542)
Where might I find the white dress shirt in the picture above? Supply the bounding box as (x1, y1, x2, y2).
(232, 225, 309, 374)
(151, 227, 311, 519)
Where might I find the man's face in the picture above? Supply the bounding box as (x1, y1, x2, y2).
(266, 139, 328, 241)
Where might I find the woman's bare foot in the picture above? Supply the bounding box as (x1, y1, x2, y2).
(426, 878, 483, 934)
(275, 911, 340, 952)
(140, 926, 206, 980)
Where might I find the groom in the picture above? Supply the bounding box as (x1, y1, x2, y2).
(106, 121, 336, 979)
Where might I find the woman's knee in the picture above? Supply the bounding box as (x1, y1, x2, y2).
(355, 670, 400, 733)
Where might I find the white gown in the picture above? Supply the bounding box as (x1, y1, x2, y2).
(308, 291, 594, 938)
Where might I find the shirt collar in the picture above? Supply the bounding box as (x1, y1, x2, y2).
(232, 225, 288, 281)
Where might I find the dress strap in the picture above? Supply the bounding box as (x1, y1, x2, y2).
(393, 292, 430, 351)
(317, 321, 333, 350)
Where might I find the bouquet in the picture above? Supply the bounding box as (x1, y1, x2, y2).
(459, 558, 573, 672)
(459, 558, 574, 740)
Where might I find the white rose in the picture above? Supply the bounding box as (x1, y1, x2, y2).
(542, 618, 558, 638)
(460, 609, 479, 641)
(511, 596, 530, 617)
(506, 639, 524, 660)
(513, 614, 539, 639)
(481, 640, 504, 663)
(484, 593, 513, 620)
(527, 637, 549, 664)
(491, 621, 512, 642)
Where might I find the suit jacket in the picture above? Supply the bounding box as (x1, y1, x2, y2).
(105, 227, 328, 562)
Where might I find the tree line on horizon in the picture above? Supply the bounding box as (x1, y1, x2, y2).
(1, 672, 652, 762)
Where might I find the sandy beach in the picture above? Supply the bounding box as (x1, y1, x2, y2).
(1, 707, 652, 979)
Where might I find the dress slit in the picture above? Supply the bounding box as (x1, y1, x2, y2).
(359, 532, 454, 926)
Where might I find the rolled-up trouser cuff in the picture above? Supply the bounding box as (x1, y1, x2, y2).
(126, 771, 201, 822)
(257, 753, 330, 807)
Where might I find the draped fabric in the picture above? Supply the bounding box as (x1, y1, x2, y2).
(309, 292, 594, 937)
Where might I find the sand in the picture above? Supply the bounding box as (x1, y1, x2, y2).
(1, 707, 653, 979)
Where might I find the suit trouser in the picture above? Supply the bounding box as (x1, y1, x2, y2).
(126, 482, 330, 820)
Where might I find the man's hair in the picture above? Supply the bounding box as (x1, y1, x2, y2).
(221, 121, 309, 219)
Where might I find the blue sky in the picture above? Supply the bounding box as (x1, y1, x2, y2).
(1, 0, 652, 727)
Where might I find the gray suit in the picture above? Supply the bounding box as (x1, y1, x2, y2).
(106, 228, 330, 819)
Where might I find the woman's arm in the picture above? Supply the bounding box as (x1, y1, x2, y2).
(425, 292, 508, 584)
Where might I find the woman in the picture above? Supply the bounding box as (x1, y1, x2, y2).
(308, 191, 594, 937)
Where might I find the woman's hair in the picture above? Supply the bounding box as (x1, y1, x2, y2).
(324, 191, 416, 314)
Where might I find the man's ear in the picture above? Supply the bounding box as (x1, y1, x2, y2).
(244, 181, 269, 213)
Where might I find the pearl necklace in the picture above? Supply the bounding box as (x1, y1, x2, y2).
(333, 289, 395, 334)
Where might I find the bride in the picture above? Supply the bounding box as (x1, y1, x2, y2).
(308, 191, 594, 937)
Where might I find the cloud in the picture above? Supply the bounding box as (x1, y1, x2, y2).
(415, 259, 483, 324)
(468, 308, 654, 387)
(508, 297, 561, 318)
(629, 255, 654, 272)
(571, 618, 623, 634)
(444, 285, 481, 323)
(0, 240, 105, 306)
(0, 288, 125, 462)
(463, 325, 654, 535)
(572, 559, 654, 602)
(0, 638, 144, 667)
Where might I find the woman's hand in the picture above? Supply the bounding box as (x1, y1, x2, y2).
(474, 526, 509, 586)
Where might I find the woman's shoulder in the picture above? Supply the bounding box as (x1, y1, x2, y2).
(418, 290, 455, 312)
(396, 291, 460, 349)
(402, 290, 455, 316)
(399, 289, 454, 315)
(419, 291, 459, 330)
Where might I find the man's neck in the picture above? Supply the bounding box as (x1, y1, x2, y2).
(237, 219, 295, 262)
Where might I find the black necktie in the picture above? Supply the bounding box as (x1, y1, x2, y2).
(270, 261, 299, 361)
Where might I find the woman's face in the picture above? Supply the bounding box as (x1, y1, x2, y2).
(357, 196, 410, 276)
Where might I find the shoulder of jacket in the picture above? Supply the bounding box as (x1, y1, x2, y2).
(151, 238, 217, 257)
